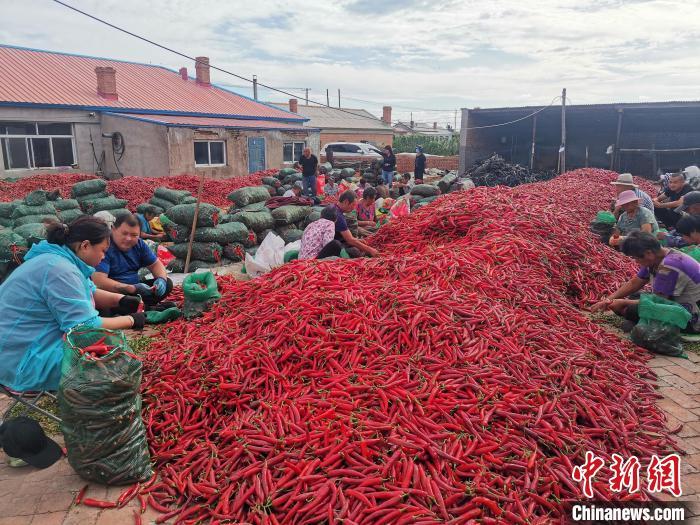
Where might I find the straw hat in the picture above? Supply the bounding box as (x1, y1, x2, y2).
(616, 190, 640, 207)
(611, 173, 637, 188)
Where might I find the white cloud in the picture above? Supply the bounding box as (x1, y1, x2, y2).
(1, 0, 699, 126)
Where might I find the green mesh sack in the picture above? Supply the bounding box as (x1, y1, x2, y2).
(236, 209, 275, 233)
(145, 307, 181, 324)
(167, 242, 223, 263)
(24, 190, 47, 206)
(13, 223, 47, 246)
(283, 173, 303, 185)
(183, 271, 221, 319)
(181, 196, 197, 205)
(262, 176, 280, 187)
(680, 245, 700, 262)
(276, 187, 287, 197)
(58, 209, 85, 225)
(304, 210, 321, 226)
(149, 197, 176, 211)
(344, 210, 359, 237)
(54, 199, 81, 212)
(0, 230, 27, 262)
(166, 258, 185, 273)
(282, 230, 303, 244)
(595, 211, 617, 225)
(271, 205, 311, 225)
(410, 184, 440, 197)
(194, 222, 249, 244)
(105, 209, 131, 220)
(284, 249, 299, 263)
(227, 186, 270, 208)
(153, 187, 192, 205)
(0, 202, 16, 219)
(437, 172, 458, 194)
(223, 243, 246, 262)
(11, 203, 57, 219)
(136, 203, 163, 216)
(340, 168, 356, 178)
(319, 162, 333, 174)
(279, 168, 298, 177)
(165, 203, 219, 228)
(13, 214, 59, 227)
(71, 179, 107, 198)
(630, 294, 691, 357)
(0, 217, 13, 228)
(76, 191, 109, 204)
(80, 196, 129, 214)
(58, 328, 153, 485)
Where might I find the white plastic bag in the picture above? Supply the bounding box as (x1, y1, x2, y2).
(245, 234, 300, 278)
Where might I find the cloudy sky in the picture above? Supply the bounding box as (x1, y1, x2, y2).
(2, 0, 699, 126)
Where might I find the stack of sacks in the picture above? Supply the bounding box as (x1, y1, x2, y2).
(10, 191, 58, 227)
(147, 187, 197, 214)
(72, 180, 129, 217)
(227, 187, 275, 244)
(161, 202, 251, 272)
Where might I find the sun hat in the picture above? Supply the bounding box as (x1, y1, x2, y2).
(616, 190, 640, 207)
(611, 173, 637, 188)
(675, 191, 700, 213)
(0, 417, 63, 469)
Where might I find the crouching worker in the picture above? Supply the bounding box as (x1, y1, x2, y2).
(137, 205, 166, 241)
(591, 231, 700, 332)
(92, 213, 173, 311)
(0, 217, 145, 393)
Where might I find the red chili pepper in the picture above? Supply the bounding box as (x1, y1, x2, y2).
(81, 498, 117, 509)
(74, 484, 88, 505)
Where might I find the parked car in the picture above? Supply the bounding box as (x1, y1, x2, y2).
(323, 142, 384, 162)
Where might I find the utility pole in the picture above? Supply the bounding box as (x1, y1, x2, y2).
(529, 115, 537, 171)
(326, 89, 330, 107)
(305, 88, 309, 105)
(253, 75, 258, 101)
(454, 110, 457, 131)
(338, 89, 341, 108)
(560, 88, 567, 174)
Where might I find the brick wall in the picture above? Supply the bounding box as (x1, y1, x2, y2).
(320, 132, 393, 148)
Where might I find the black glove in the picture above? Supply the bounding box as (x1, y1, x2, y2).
(130, 312, 146, 330)
(118, 295, 141, 314)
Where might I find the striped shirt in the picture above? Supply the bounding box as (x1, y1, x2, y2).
(635, 188, 655, 213)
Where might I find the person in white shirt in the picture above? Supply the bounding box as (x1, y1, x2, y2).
(283, 181, 303, 198)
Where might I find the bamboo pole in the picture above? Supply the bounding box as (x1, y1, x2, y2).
(184, 169, 206, 274)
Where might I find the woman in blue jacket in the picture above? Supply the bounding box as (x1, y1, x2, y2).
(0, 217, 145, 393)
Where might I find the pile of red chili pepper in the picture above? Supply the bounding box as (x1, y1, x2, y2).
(0, 173, 95, 201)
(136, 168, 676, 524)
(108, 170, 279, 209)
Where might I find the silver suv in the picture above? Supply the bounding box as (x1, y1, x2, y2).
(323, 142, 384, 160)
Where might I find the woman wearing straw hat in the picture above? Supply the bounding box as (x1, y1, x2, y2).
(609, 190, 659, 247)
(610, 173, 654, 215)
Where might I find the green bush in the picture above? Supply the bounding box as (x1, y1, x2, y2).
(393, 134, 459, 156)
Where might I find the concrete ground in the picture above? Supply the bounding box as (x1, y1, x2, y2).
(1, 332, 700, 523)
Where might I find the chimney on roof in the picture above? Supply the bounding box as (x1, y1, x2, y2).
(433, 122, 437, 129)
(195, 57, 210, 85)
(289, 98, 298, 113)
(95, 66, 118, 100)
(179, 67, 188, 80)
(382, 106, 392, 124)
(410, 120, 414, 128)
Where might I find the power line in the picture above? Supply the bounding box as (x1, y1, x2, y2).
(340, 95, 458, 112)
(50, 0, 390, 125)
(464, 96, 562, 130)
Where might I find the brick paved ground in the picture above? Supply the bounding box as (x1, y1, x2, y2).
(1, 352, 700, 523)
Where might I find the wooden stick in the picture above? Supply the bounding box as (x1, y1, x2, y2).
(184, 169, 206, 274)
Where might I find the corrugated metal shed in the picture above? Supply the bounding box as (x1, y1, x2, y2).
(0, 45, 304, 122)
(109, 113, 314, 131)
(270, 103, 391, 131)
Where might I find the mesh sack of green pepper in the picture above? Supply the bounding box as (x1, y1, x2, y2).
(630, 293, 691, 358)
(182, 271, 221, 319)
(58, 327, 153, 485)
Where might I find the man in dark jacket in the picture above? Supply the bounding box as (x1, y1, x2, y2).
(295, 147, 319, 199)
(414, 146, 427, 184)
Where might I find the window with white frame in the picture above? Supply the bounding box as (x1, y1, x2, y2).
(194, 140, 226, 167)
(0, 122, 76, 170)
(283, 141, 305, 163)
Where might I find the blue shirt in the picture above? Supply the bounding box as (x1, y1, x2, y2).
(136, 213, 152, 234)
(0, 241, 101, 391)
(96, 238, 157, 284)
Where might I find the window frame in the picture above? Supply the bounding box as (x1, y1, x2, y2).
(282, 140, 306, 164)
(0, 121, 76, 171)
(194, 140, 227, 167)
